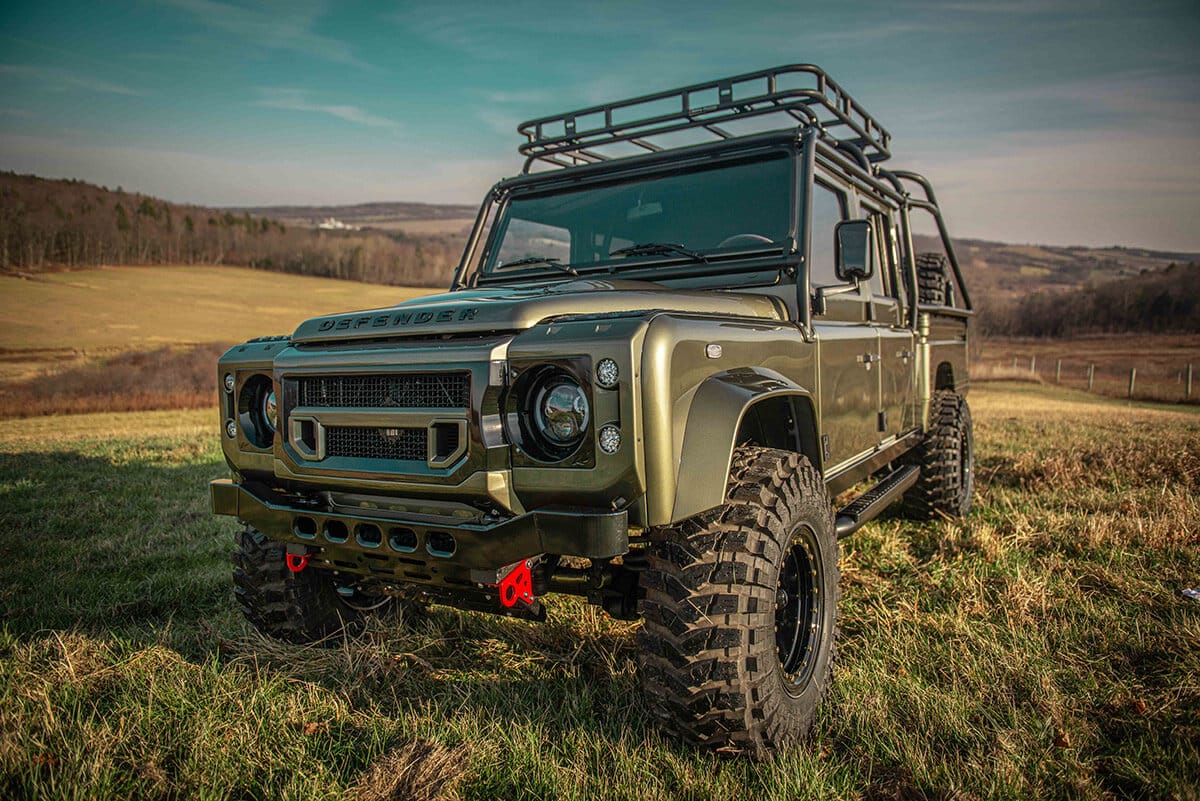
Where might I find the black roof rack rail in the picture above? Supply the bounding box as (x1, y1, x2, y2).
(517, 64, 891, 173)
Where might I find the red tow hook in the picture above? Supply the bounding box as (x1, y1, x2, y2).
(497, 559, 534, 608)
(285, 552, 310, 573)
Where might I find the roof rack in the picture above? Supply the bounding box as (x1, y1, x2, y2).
(517, 64, 891, 173)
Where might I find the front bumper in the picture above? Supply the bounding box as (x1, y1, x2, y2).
(210, 479, 629, 588)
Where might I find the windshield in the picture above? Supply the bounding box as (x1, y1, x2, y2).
(482, 152, 793, 279)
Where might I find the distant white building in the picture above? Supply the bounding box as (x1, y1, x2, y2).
(317, 217, 360, 231)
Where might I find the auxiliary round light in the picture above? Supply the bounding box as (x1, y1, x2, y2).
(223, 373, 235, 393)
(598, 424, 622, 454)
(225, 419, 237, 439)
(595, 358, 620, 389)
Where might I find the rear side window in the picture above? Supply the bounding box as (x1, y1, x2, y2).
(807, 181, 847, 288)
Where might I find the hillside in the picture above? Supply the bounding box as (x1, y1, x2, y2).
(0, 172, 461, 287)
(918, 234, 1200, 302)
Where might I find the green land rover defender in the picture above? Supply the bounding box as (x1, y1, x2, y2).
(211, 65, 973, 757)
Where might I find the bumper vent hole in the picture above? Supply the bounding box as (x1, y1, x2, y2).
(294, 516, 317, 539)
(388, 527, 418, 553)
(323, 519, 348, 543)
(356, 523, 383, 548)
(426, 530, 456, 557)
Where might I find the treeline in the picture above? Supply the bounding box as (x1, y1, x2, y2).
(978, 262, 1200, 337)
(0, 172, 463, 287)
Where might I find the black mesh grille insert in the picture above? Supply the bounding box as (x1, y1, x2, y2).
(298, 373, 469, 409)
(326, 427, 427, 461)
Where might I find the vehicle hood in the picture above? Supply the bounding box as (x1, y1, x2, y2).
(290, 278, 788, 343)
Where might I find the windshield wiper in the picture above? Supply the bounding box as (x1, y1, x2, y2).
(609, 242, 709, 264)
(496, 256, 578, 276)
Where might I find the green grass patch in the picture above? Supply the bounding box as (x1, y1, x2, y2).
(1, 384, 1198, 799)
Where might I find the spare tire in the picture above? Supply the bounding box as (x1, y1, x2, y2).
(916, 252, 950, 306)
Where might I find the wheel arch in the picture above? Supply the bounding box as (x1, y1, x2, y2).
(669, 368, 820, 523)
(935, 360, 956, 391)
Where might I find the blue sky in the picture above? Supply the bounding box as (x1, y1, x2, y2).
(2, 0, 1198, 250)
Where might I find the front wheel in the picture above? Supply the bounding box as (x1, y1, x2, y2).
(233, 526, 369, 645)
(637, 447, 839, 758)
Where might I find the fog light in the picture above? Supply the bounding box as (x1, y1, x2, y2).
(225, 419, 237, 439)
(596, 358, 619, 389)
(598, 424, 621, 454)
(223, 373, 235, 393)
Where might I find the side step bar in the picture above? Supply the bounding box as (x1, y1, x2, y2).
(835, 465, 920, 539)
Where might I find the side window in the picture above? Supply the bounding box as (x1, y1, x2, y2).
(857, 202, 888, 298)
(807, 181, 847, 288)
(888, 223, 908, 306)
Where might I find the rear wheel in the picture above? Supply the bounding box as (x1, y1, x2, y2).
(637, 447, 839, 758)
(899, 391, 974, 519)
(233, 526, 371, 645)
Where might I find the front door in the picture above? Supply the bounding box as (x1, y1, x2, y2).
(808, 179, 879, 469)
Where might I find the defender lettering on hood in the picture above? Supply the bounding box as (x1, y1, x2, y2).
(316, 307, 479, 332)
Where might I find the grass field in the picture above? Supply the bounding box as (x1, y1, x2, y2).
(1, 383, 1197, 799)
(0, 266, 431, 417)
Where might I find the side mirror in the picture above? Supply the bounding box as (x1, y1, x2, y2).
(835, 219, 873, 282)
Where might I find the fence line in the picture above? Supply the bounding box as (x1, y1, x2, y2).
(973, 358, 1197, 404)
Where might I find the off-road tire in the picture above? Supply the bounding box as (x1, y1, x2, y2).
(899, 391, 974, 519)
(916, 252, 949, 305)
(637, 447, 840, 758)
(233, 526, 365, 645)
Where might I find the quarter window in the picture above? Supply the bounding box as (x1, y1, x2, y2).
(807, 181, 847, 289)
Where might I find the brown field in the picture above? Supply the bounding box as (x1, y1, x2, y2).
(0, 266, 434, 417)
(976, 334, 1200, 404)
(365, 218, 475, 236)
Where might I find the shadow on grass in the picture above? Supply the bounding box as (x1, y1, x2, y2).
(0, 449, 656, 747)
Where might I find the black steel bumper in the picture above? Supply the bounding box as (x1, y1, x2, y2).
(210, 479, 628, 585)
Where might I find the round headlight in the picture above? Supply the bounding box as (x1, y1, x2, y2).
(506, 366, 593, 462)
(534, 379, 589, 444)
(261, 389, 277, 434)
(225, 419, 237, 439)
(237, 374, 276, 449)
(223, 373, 235, 393)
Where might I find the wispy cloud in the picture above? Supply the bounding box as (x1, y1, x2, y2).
(157, 0, 370, 69)
(255, 88, 400, 131)
(0, 64, 140, 95)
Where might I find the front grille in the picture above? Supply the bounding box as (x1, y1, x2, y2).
(326, 426, 427, 461)
(298, 373, 469, 409)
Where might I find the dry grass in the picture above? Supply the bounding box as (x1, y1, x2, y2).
(0, 265, 425, 353)
(0, 265, 435, 418)
(0, 343, 229, 418)
(977, 334, 1200, 403)
(969, 361, 1044, 383)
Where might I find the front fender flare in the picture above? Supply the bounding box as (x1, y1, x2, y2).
(670, 367, 817, 523)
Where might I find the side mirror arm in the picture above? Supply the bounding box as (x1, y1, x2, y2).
(811, 279, 860, 316)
